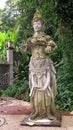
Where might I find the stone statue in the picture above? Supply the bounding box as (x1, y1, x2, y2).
(21, 9, 61, 126)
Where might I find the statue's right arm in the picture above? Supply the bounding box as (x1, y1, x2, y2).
(22, 38, 32, 53)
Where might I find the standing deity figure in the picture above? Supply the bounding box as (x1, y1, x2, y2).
(22, 10, 61, 126)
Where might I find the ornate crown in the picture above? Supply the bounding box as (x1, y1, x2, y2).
(32, 9, 44, 24)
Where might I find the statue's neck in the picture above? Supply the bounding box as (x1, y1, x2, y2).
(33, 31, 44, 38)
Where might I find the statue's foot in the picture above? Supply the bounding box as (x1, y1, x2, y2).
(39, 114, 46, 119)
(30, 112, 38, 120)
(47, 115, 56, 120)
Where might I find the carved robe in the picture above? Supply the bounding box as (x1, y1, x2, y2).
(29, 43, 57, 119)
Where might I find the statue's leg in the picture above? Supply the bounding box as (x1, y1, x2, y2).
(38, 91, 46, 118)
(30, 91, 39, 119)
(44, 90, 56, 120)
(29, 72, 38, 119)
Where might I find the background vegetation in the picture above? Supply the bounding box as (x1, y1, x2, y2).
(0, 0, 73, 111)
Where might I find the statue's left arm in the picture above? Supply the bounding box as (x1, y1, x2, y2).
(45, 38, 57, 53)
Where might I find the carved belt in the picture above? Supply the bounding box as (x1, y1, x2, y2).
(29, 57, 50, 73)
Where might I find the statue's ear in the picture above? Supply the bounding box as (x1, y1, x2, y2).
(42, 23, 45, 31)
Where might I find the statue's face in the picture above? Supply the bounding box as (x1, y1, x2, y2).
(33, 20, 42, 32)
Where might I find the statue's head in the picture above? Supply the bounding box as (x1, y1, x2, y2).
(32, 9, 44, 32)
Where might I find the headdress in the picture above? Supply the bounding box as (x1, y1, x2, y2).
(32, 9, 44, 24)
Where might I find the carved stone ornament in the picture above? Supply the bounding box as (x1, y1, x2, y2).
(21, 9, 62, 126)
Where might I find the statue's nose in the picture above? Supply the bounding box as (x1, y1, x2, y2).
(36, 25, 38, 28)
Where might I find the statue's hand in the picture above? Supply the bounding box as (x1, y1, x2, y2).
(22, 43, 28, 53)
(36, 86, 41, 89)
(48, 40, 57, 50)
(45, 46, 52, 53)
(35, 85, 48, 91)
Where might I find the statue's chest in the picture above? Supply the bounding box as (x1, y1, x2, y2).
(31, 45, 45, 59)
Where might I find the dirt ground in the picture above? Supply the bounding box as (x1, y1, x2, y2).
(0, 96, 73, 130)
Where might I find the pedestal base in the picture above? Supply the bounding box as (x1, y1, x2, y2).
(21, 114, 62, 127)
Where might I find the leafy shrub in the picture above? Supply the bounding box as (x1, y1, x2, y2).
(0, 29, 18, 63)
(56, 62, 73, 111)
(1, 78, 30, 102)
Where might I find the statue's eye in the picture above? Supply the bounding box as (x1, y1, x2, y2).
(38, 22, 41, 25)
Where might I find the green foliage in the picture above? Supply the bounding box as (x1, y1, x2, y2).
(0, 0, 18, 31)
(0, 29, 19, 63)
(55, 28, 73, 111)
(54, 0, 73, 111)
(13, 50, 30, 81)
(1, 78, 30, 101)
(56, 67, 73, 111)
(56, 0, 73, 29)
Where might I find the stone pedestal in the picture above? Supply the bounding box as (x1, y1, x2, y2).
(21, 113, 62, 127)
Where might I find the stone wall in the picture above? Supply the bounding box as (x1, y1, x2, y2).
(0, 64, 10, 88)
